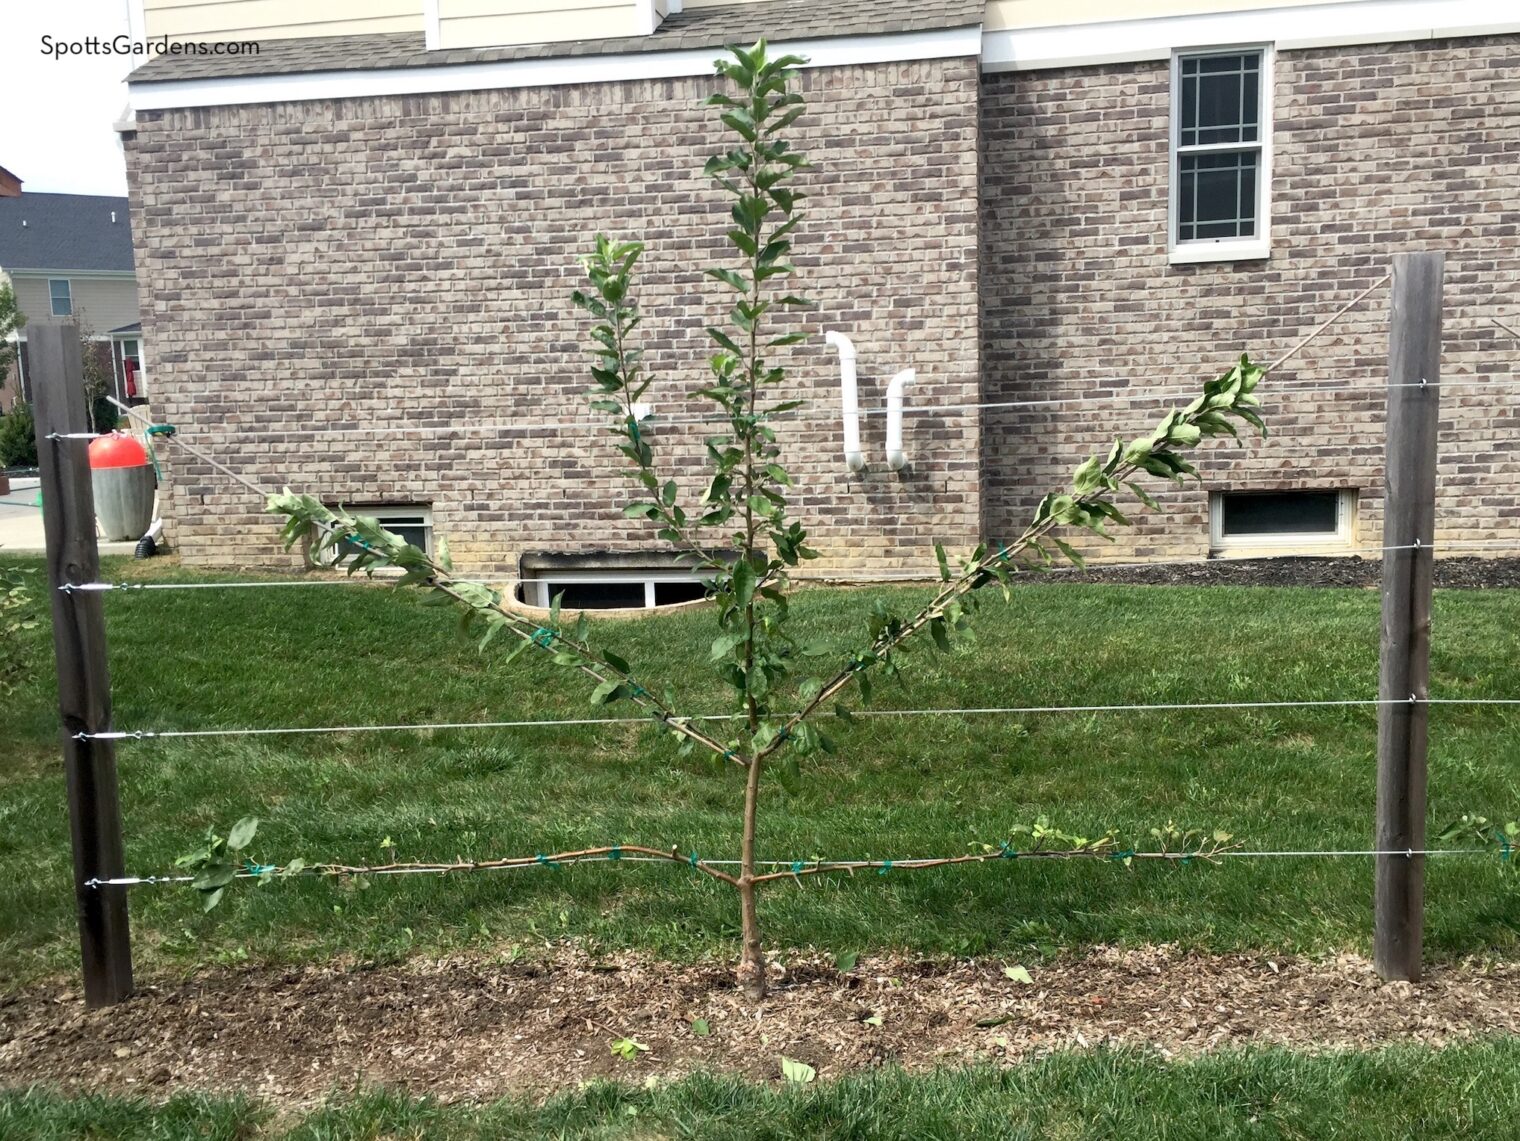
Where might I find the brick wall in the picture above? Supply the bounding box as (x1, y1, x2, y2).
(981, 35, 1520, 563)
(123, 58, 983, 578)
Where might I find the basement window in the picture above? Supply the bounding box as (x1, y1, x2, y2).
(517, 554, 712, 611)
(318, 505, 433, 564)
(1210, 489, 1355, 553)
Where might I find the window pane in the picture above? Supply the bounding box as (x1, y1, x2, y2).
(1221, 492, 1340, 537)
(654, 581, 707, 606)
(545, 581, 647, 610)
(49, 280, 71, 317)
(1179, 53, 1260, 146)
(1179, 151, 1258, 241)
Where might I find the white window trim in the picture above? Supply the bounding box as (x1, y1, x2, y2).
(1209, 489, 1357, 554)
(522, 567, 710, 611)
(48, 278, 72, 317)
(314, 505, 433, 567)
(1168, 44, 1274, 266)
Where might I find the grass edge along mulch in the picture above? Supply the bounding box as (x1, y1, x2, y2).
(5, 1037, 1520, 1140)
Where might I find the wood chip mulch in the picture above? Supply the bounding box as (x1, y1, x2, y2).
(2, 946, 1518, 1104)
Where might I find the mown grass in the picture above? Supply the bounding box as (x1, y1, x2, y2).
(2, 553, 1519, 984)
(5, 1042, 1520, 1139)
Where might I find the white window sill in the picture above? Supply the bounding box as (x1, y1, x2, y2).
(1169, 241, 1271, 265)
(1211, 537, 1353, 558)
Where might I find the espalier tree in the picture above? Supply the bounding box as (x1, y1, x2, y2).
(266, 42, 1274, 999)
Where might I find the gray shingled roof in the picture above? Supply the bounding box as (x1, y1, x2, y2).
(130, 0, 984, 83)
(0, 193, 135, 274)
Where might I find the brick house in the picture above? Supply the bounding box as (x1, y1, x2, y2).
(118, 0, 1520, 602)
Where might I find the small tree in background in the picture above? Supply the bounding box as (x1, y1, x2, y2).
(267, 41, 1268, 999)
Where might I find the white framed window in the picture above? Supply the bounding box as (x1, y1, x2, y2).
(316, 505, 433, 565)
(518, 564, 710, 611)
(1209, 489, 1356, 554)
(48, 279, 72, 317)
(1169, 46, 1273, 264)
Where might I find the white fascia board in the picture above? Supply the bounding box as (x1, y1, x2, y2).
(983, 0, 1518, 72)
(128, 24, 982, 111)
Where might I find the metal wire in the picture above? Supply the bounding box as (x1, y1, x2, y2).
(83, 843, 1505, 889)
(76, 695, 1520, 744)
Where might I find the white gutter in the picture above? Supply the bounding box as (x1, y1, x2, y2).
(884, 368, 915, 471)
(825, 330, 865, 474)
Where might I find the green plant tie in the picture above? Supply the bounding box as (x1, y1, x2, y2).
(1181, 853, 1195, 866)
(608, 845, 622, 861)
(243, 859, 275, 876)
(531, 627, 556, 648)
(535, 853, 560, 870)
(1108, 849, 1136, 863)
(998, 842, 1017, 860)
(790, 860, 805, 875)
(145, 423, 176, 437)
(1501, 835, 1512, 863)
(631, 685, 648, 699)
(723, 750, 737, 762)
(877, 860, 892, 876)
(688, 851, 700, 868)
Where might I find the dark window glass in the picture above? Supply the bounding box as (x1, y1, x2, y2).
(654, 581, 707, 606)
(545, 581, 647, 609)
(1220, 491, 1340, 537)
(1180, 54, 1260, 146)
(49, 279, 72, 317)
(1178, 151, 1258, 241)
(333, 514, 429, 561)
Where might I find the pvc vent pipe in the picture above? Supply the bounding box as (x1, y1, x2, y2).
(824, 330, 865, 473)
(885, 368, 916, 471)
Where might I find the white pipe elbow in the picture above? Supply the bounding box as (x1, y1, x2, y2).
(885, 368, 916, 471)
(825, 330, 866, 473)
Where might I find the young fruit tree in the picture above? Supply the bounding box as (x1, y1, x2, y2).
(266, 41, 1271, 999)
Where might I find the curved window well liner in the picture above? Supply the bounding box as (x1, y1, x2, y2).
(1209, 489, 1357, 555)
(516, 552, 714, 611)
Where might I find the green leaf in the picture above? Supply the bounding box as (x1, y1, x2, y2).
(226, 817, 259, 852)
(590, 680, 622, 706)
(609, 1037, 649, 1062)
(1002, 965, 1034, 985)
(691, 1018, 712, 1038)
(935, 542, 950, 582)
(780, 1057, 816, 1084)
(834, 950, 859, 972)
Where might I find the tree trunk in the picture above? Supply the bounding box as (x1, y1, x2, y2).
(735, 754, 767, 1000)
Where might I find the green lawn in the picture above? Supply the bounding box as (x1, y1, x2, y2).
(6, 1042, 1520, 1139)
(2, 553, 1519, 985)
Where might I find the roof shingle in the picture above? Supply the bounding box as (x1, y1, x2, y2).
(0, 194, 135, 274)
(129, 0, 984, 83)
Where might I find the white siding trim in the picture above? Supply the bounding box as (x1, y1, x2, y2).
(635, 0, 660, 37)
(422, 0, 441, 51)
(128, 24, 982, 110)
(983, 0, 1518, 72)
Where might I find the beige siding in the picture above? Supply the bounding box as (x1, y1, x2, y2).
(437, 0, 643, 48)
(9, 274, 141, 337)
(988, 0, 1363, 32)
(143, 0, 422, 43)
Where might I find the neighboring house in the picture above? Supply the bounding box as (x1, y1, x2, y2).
(0, 193, 148, 414)
(0, 167, 21, 198)
(118, 0, 1520, 595)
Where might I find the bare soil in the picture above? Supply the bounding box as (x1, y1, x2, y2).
(3, 947, 1518, 1104)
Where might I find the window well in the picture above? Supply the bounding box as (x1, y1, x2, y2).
(517, 553, 714, 611)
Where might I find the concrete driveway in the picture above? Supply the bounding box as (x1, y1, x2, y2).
(1, 477, 141, 556)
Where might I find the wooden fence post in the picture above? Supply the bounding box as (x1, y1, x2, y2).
(31, 321, 134, 1007)
(1374, 252, 1443, 982)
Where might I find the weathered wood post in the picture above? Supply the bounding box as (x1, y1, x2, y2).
(31, 320, 134, 1006)
(1374, 252, 1443, 982)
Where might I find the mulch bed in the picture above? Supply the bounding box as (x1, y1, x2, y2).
(3, 947, 1518, 1104)
(1030, 555, 1520, 590)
